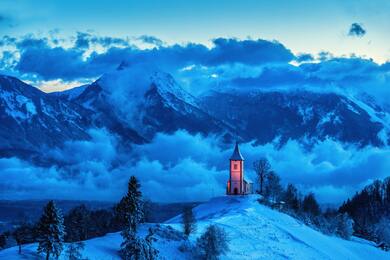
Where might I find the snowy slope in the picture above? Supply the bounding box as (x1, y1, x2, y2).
(1, 195, 389, 259)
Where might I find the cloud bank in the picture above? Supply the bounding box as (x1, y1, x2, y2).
(1, 129, 389, 204)
(1, 32, 389, 107)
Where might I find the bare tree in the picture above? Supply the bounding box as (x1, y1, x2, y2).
(253, 158, 271, 195)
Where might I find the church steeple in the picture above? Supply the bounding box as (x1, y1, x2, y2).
(230, 142, 244, 161)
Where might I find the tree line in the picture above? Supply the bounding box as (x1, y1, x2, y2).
(0, 176, 229, 260)
(253, 158, 354, 240)
(339, 177, 390, 250)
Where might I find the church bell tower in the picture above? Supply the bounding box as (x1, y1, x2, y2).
(227, 142, 244, 195)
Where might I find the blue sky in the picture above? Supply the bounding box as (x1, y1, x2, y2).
(0, 0, 389, 93)
(1, 0, 389, 62)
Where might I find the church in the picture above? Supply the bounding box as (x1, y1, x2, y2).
(226, 142, 253, 195)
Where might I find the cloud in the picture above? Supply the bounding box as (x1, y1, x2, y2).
(1, 128, 389, 204)
(2, 33, 389, 109)
(75, 32, 90, 49)
(74, 32, 130, 49)
(16, 45, 90, 80)
(231, 65, 307, 88)
(7, 34, 295, 82)
(138, 35, 164, 46)
(207, 38, 294, 66)
(348, 23, 366, 37)
(296, 53, 314, 62)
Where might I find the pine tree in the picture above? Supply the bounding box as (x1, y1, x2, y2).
(65, 242, 85, 260)
(283, 184, 300, 212)
(182, 207, 196, 238)
(375, 217, 390, 249)
(302, 192, 321, 217)
(119, 176, 147, 259)
(144, 228, 159, 260)
(120, 227, 158, 260)
(64, 204, 90, 242)
(0, 233, 6, 249)
(335, 213, 354, 240)
(36, 200, 65, 260)
(116, 176, 144, 232)
(13, 223, 34, 254)
(263, 171, 283, 202)
(196, 225, 229, 260)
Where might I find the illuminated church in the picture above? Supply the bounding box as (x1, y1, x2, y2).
(226, 142, 253, 195)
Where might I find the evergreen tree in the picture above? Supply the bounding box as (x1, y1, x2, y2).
(13, 223, 34, 254)
(0, 233, 6, 249)
(144, 228, 159, 260)
(64, 204, 90, 242)
(36, 200, 65, 260)
(263, 171, 283, 202)
(116, 176, 144, 232)
(375, 217, 390, 249)
(283, 184, 300, 212)
(120, 227, 158, 260)
(119, 176, 147, 259)
(302, 192, 321, 216)
(196, 225, 229, 260)
(253, 158, 271, 195)
(335, 213, 354, 240)
(89, 209, 116, 237)
(65, 242, 85, 260)
(182, 206, 196, 238)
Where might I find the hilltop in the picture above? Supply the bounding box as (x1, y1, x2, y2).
(1, 195, 389, 259)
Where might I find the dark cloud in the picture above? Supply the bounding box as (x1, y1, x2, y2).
(348, 23, 366, 37)
(138, 35, 164, 46)
(75, 32, 90, 49)
(16, 45, 91, 80)
(207, 38, 294, 66)
(296, 53, 314, 62)
(2, 33, 389, 107)
(11, 35, 295, 81)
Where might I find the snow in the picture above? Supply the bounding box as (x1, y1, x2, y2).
(317, 111, 341, 126)
(0, 90, 37, 120)
(1, 195, 389, 259)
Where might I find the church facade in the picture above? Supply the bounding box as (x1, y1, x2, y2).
(226, 142, 253, 195)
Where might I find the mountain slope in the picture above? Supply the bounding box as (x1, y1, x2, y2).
(49, 85, 88, 101)
(1, 68, 388, 163)
(75, 65, 234, 141)
(0, 75, 92, 158)
(200, 90, 388, 146)
(2, 195, 388, 259)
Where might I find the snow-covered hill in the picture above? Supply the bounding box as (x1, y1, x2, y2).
(1, 195, 389, 259)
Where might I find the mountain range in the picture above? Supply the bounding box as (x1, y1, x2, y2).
(0, 63, 389, 162)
